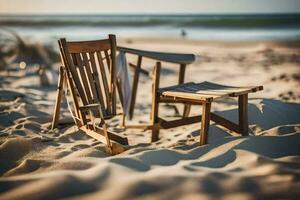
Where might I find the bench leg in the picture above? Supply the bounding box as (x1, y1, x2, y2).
(238, 94, 249, 136)
(200, 102, 211, 145)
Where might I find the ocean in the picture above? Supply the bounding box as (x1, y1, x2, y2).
(0, 14, 300, 42)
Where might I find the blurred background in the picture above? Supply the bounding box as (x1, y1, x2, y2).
(0, 0, 300, 42)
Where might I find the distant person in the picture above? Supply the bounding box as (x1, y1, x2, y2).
(181, 29, 187, 39)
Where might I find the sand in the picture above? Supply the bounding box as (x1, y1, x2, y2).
(0, 38, 300, 200)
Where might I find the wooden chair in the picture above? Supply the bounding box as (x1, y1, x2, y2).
(52, 35, 129, 154)
(118, 47, 263, 145)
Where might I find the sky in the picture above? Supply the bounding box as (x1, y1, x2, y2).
(0, 0, 300, 14)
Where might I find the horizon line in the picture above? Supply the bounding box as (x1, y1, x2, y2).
(1, 11, 300, 16)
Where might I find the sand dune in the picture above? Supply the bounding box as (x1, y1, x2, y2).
(0, 39, 300, 199)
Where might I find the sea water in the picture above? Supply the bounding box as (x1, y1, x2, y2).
(0, 14, 300, 42)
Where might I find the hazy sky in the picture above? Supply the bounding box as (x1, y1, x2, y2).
(0, 0, 300, 14)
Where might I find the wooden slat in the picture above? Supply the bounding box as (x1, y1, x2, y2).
(161, 90, 215, 102)
(95, 51, 110, 112)
(59, 39, 88, 106)
(67, 39, 111, 53)
(159, 115, 202, 129)
(92, 125, 129, 145)
(81, 53, 99, 103)
(80, 126, 108, 145)
(159, 96, 204, 104)
(85, 52, 107, 115)
(74, 53, 93, 103)
(129, 55, 142, 119)
(124, 124, 153, 130)
(198, 81, 263, 97)
(104, 50, 111, 70)
(159, 81, 263, 102)
(117, 46, 195, 65)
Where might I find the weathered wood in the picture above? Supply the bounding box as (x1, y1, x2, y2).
(56, 35, 129, 155)
(117, 46, 195, 65)
(87, 52, 107, 115)
(159, 96, 204, 104)
(178, 64, 186, 84)
(60, 39, 88, 106)
(118, 47, 196, 121)
(239, 94, 249, 136)
(160, 115, 202, 129)
(129, 55, 142, 119)
(160, 81, 263, 102)
(95, 52, 110, 113)
(81, 53, 100, 104)
(129, 62, 150, 76)
(81, 126, 128, 154)
(93, 125, 129, 145)
(104, 50, 111, 71)
(58, 40, 81, 120)
(67, 39, 111, 53)
(74, 53, 93, 103)
(80, 126, 108, 144)
(109, 34, 117, 115)
(178, 63, 191, 118)
(183, 105, 191, 118)
(51, 66, 65, 129)
(151, 62, 161, 142)
(210, 113, 240, 133)
(200, 102, 211, 145)
(124, 124, 153, 130)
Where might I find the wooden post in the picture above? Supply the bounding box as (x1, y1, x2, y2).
(200, 102, 211, 145)
(151, 62, 161, 142)
(183, 105, 191, 118)
(51, 66, 65, 129)
(58, 39, 81, 123)
(178, 63, 191, 118)
(178, 64, 186, 84)
(238, 94, 249, 136)
(129, 55, 142, 119)
(109, 34, 117, 115)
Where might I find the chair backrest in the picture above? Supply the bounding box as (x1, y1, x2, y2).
(58, 34, 117, 122)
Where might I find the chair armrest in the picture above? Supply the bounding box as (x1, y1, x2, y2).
(117, 46, 195, 65)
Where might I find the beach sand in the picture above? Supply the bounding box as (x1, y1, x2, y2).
(0, 38, 300, 200)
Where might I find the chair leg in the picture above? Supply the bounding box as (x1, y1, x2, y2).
(238, 94, 249, 136)
(52, 66, 65, 129)
(151, 62, 161, 142)
(200, 102, 211, 145)
(183, 104, 191, 118)
(151, 93, 160, 142)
